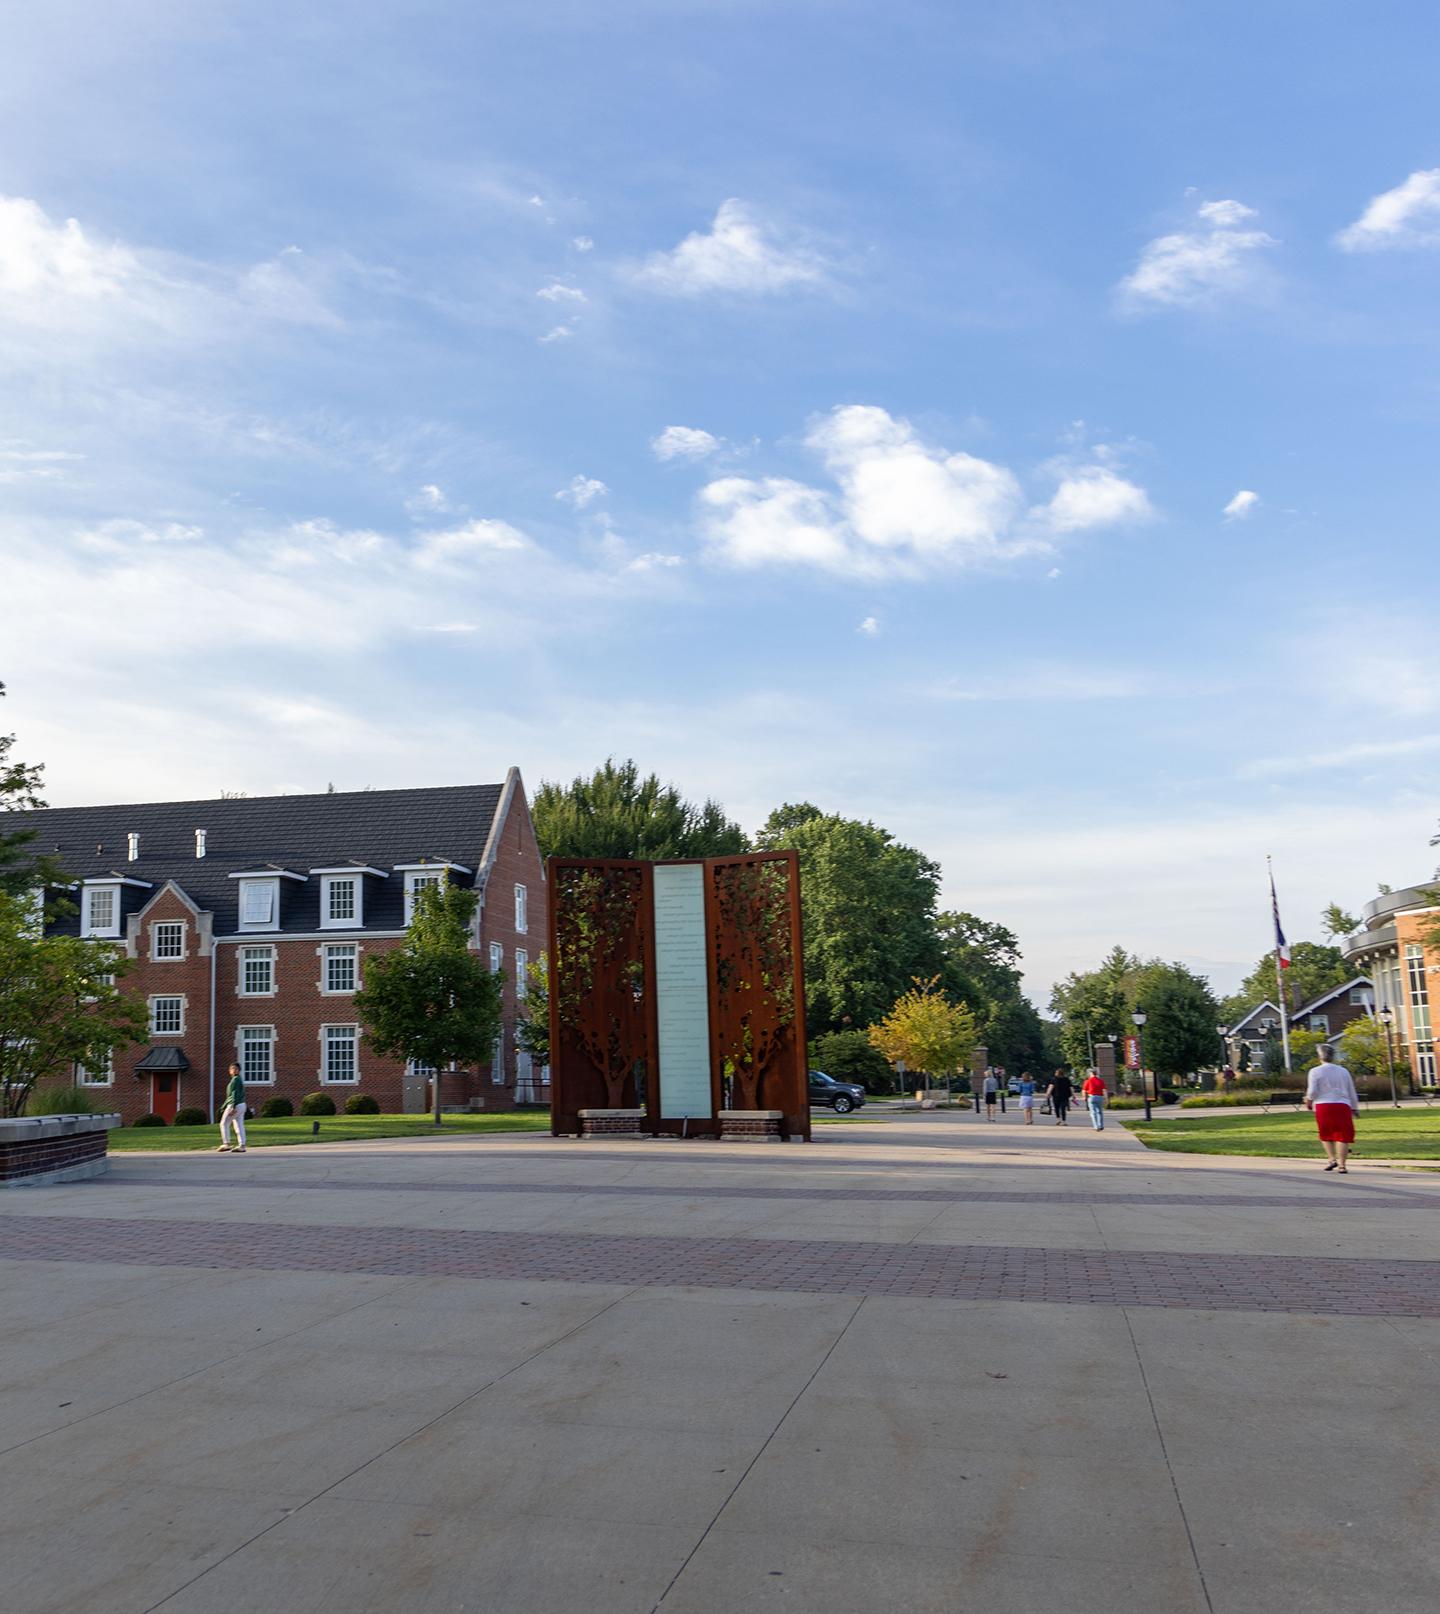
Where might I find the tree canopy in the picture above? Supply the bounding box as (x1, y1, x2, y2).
(935, 910, 1048, 1073)
(868, 976, 978, 1082)
(0, 684, 66, 897)
(1220, 940, 1351, 1026)
(532, 758, 747, 861)
(1133, 960, 1222, 1078)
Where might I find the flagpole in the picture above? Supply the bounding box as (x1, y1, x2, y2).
(1268, 856, 1292, 1076)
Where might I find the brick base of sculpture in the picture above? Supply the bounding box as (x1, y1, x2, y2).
(719, 1109, 784, 1141)
(577, 1108, 647, 1138)
(0, 1114, 121, 1188)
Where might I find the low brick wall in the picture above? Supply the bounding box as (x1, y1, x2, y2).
(719, 1109, 783, 1142)
(577, 1108, 646, 1138)
(0, 1114, 121, 1188)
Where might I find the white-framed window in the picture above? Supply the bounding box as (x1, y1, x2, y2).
(322, 1024, 359, 1083)
(1308, 1015, 1330, 1033)
(238, 878, 279, 930)
(82, 885, 120, 938)
(490, 1031, 505, 1084)
(76, 1050, 113, 1086)
(149, 995, 184, 1036)
(239, 1025, 275, 1083)
(1349, 988, 1369, 1005)
(323, 943, 358, 994)
(515, 1049, 535, 1102)
(151, 921, 185, 961)
(515, 883, 528, 934)
(239, 945, 276, 996)
(406, 1056, 438, 1077)
(515, 947, 528, 998)
(489, 942, 503, 974)
(404, 870, 444, 925)
(321, 875, 360, 929)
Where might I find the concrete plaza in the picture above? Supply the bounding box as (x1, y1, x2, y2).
(2, 1112, 1438, 1613)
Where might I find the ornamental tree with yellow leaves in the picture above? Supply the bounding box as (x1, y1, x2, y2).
(867, 976, 978, 1087)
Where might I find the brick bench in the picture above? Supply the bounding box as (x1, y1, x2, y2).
(719, 1109, 784, 1142)
(0, 1114, 122, 1188)
(577, 1108, 646, 1138)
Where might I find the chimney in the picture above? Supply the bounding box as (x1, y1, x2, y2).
(195, 829, 207, 859)
(127, 832, 140, 862)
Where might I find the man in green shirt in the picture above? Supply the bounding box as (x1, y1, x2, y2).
(218, 1063, 247, 1153)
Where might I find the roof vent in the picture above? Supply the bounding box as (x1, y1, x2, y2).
(195, 829, 207, 859)
(127, 832, 140, 862)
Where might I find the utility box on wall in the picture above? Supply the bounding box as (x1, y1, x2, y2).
(546, 852, 810, 1140)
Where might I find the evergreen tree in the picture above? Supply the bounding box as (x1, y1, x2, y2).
(532, 758, 746, 861)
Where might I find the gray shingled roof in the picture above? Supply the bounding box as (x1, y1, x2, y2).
(24, 783, 503, 936)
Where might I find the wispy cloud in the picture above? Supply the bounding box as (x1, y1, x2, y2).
(1223, 489, 1259, 521)
(1117, 196, 1276, 311)
(1335, 168, 1440, 251)
(635, 200, 827, 296)
(538, 322, 576, 343)
(1239, 734, 1440, 779)
(537, 281, 586, 303)
(405, 484, 453, 517)
(699, 406, 1150, 579)
(556, 474, 607, 508)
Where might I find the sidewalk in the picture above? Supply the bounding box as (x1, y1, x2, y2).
(3, 1113, 1438, 1612)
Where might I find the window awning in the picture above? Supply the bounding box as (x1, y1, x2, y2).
(133, 1046, 191, 1073)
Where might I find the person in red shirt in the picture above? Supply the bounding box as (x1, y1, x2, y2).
(1082, 1070, 1108, 1131)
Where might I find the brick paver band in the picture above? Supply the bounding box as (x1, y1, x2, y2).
(5, 1213, 1440, 1317)
(106, 1171, 1435, 1212)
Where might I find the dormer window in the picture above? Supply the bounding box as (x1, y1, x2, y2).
(230, 868, 306, 932)
(395, 861, 470, 926)
(310, 866, 386, 930)
(82, 884, 120, 938)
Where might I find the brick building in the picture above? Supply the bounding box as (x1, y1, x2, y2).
(29, 772, 546, 1121)
(1342, 883, 1439, 1087)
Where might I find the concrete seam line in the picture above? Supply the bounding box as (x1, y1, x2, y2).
(650, 1295, 867, 1612)
(138, 1283, 642, 1614)
(1121, 1307, 1216, 1614)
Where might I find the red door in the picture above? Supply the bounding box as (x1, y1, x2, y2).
(152, 1073, 179, 1122)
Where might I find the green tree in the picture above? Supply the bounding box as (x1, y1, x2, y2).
(1320, 903, 1360, 939)
(868, 976, 977, 1089)
(353, 883, 503, 1124)
(1338, 1015, 1392, 1080)
(759, 807, 943, 1035)
(808, 1028, 894, 1093)
(514, 953, 550, 1068)
(0, 891, 147, 1117)
(1133, 961, 1221, 1080)
(935, 911, 1047, 1073)
(1048, 947, 1139, 1070)
(532, 758, 747, 861)
(0, 684, 67, 897)
(1220, 940, 1350, 1025)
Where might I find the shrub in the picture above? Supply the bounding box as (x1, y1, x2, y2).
(1180, 1088, 1280, 1108)
(28, 1085, 97, 1116)
(344, 1093, 380, 1115)
(1107, 1096, 1147, 1110)
(173, 1107, 207, 1126)
(299, 1091, 336, 1116)
(259, 1096, 293, 1118)
(131, 1112, 167, 1127)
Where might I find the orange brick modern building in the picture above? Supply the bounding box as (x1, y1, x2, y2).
(30, 773, 546, 1121)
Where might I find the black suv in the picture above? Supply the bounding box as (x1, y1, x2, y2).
(808, 1071, 866, 1113)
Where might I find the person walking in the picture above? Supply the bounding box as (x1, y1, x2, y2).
(217, 1062, 247, 1154)
(1082, 1069, 1107, 1131)
(1017, 1072, 1037, 1125)
(1045, 1069, 1072, 1125)
(1305, 1044, 1360, 1173)
(982, 1069, 999, 1120)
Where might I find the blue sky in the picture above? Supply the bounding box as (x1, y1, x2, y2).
(3, 1, 1438, 1002)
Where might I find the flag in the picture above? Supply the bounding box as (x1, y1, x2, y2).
(1270, 867, 1291, 968)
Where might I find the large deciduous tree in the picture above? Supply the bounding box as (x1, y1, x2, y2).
(353, 884, 503, 1124)
(935, 910, 1047, 1074)
(532, 758, 747, 861)
(1220, 940, 1350, 1025)
(1049, 947, 1139, 1070)
(0, 891, 147, 1117)
(1133, 960, 1222, 1079)
(757, 806, 943, 1036)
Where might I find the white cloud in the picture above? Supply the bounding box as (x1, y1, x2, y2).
(624, 551, 684, 573)
(857, 616, 880, 637)
(556, 474, 607, 508)
(1223, 489, 1259, 521)
(1046, 567, 1062, 579)
(0, 444, 82, 483)
(699, 406, 1149, 579)
(572, 236, 594, 252)
(1034, 467, 1152, 534)
(538, 323, 575, 343)
(1335, 169, 1440, 251)
(1117, 196, 1276, 310)
(537, 282, 586, 303)
(652, 425, 722, 462)
(81, 518, 204, 547)
(413, 518, 533, 571)
(635, 200, 826, 296)
(405, 484, 453, 517)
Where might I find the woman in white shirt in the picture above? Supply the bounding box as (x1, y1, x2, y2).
(1304, 1045, 1360, 1173)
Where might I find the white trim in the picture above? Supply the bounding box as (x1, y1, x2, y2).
(320, 1023, 360, 1084)
(393, 861, 472, 875)
(237, 1024, 276, 1084)
(515, 947, 528, 998)
(476, 766, 521, 896)
(237, 944, 277, 997)
(515, 883, 528, 935)
(81, 875, 153, 889)
(489, 941, 503, 974)
(320, 941, 359, 995)
(319, 872, 363, 930)
(235, 877, 280, 931)
(403, 868, 448, 925)
(227, 868, 308, 882)
(214, 930, 407, 945)
(82, 884, 122, 938)
(150, 919, 186, 962)
(308, 865, 389, 878)
(75, 1050, 114, 1087)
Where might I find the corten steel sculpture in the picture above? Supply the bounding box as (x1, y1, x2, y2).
(548, 851, 809, 1139)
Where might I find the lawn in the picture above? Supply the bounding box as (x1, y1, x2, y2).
(1123, 1108, 1440, 1161)
(109, 1111, 552, 1151)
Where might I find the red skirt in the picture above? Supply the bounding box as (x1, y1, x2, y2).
(1315, 1102, 1355, 1143)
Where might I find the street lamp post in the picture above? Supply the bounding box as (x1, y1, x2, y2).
(1133, 1010, 1151, 1122)
(1379, 1007, 1400, 1108)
